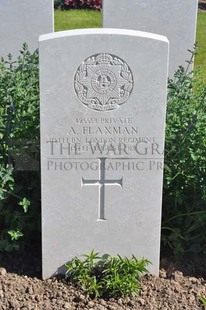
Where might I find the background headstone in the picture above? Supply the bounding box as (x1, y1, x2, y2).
(0, 0, 54, 59)
(103, 0, 198, 77)
(40, 28, 169, 279)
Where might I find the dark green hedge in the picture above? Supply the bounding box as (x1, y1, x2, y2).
(0, 47, 205, 257)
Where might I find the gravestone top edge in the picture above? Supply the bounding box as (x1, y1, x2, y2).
(39, 28, 169, 43)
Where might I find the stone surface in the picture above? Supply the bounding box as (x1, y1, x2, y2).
(103, 0, 198, 77)
(0, 0, 54, 59)
(0, 268, 7, 276)
(39, 28, 169, 279)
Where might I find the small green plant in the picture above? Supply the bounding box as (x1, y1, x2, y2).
(199, 296, 206, 308)
(65, 250, 149, 298)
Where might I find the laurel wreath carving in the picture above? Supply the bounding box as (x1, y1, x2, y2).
(74, 53, 134, 111)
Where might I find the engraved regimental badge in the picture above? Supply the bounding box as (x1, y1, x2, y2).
(74, 53, 134, 111)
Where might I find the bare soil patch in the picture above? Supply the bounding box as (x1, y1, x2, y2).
(0, 249, 206, 309)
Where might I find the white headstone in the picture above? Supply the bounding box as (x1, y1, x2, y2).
(40, 28, 169, 279)
(103, 0, 198, 77)
(0, 0, 54, 59)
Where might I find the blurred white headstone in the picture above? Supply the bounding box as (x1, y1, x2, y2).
(0, 0, 54, 59)
(103, 0, 198, 77)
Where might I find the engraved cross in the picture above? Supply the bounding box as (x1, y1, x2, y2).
(82, 158, 123, 221)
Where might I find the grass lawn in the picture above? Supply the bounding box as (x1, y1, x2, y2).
(55, 9, 206, 82)
(54, 9, 101, 31)
(195, 12, 206, 84)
